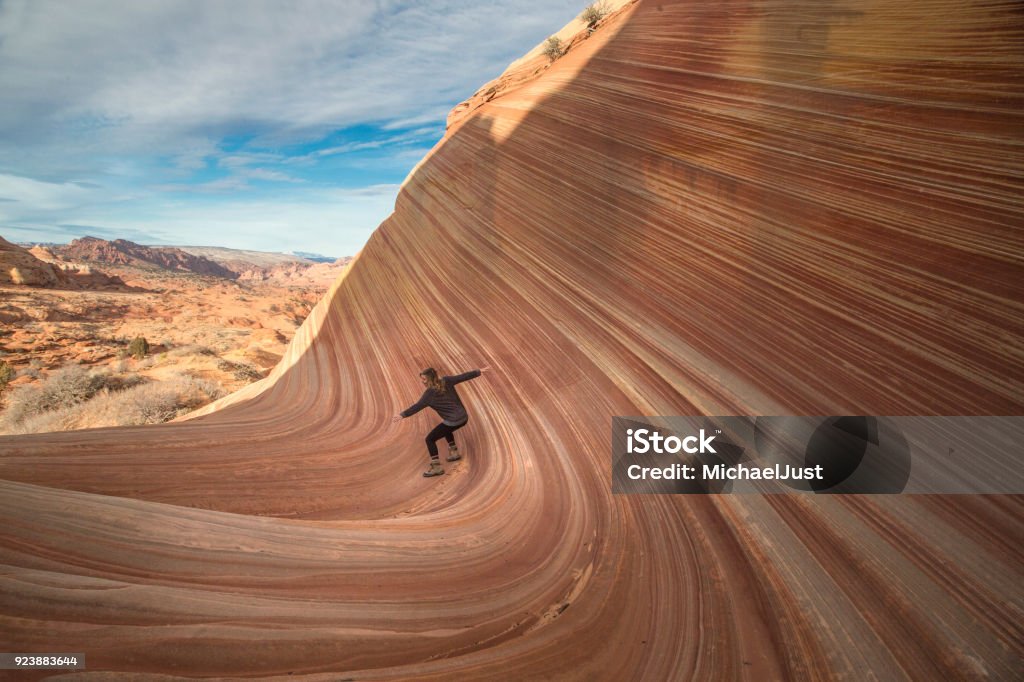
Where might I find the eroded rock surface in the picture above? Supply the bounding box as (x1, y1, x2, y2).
(0, 1, 1021, 679)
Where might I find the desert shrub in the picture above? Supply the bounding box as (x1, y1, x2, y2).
(13, 408, 67, 433)
(216, 359, 263, 382)
(104, 372, 147, 392)
(0, 360, 13, 391)
(132, 387, 181, 423)
(128, 336, 149, 359)
(543, 36, 563, 61)
(1, 373, 225, 435)
(174, 375, 225, 409)
(167, 344, 216, 358)
(233, 364, 263, 382)
(1, 364, 109, 426)
(269, 303, 281, 313)
(580, 2, 608, 25)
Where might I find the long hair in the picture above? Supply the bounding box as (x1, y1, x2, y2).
(420, 367, 446, 394)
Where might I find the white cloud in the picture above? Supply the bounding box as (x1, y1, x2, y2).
(0, 0, 586, 251)
(0, 173, 96, 211)
(241, 168, 303, 183)
(327, 183, 402, 198)
(86, 190, 398, 256)
(218, 153, 284, 168)
(1, 0, 582, 160)
(151, 178, 251, 194)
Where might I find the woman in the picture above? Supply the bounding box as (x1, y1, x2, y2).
(392, 366, 491, 477)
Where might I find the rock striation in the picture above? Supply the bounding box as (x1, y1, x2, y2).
(0, 1, 1022, 679)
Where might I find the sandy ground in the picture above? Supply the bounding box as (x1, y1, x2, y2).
(0, 263, 337, 431)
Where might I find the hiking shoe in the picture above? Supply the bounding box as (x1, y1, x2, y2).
(446, 447, 461, 462)
(423, 461, 445, 477)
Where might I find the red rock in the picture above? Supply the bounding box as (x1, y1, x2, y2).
(56, 237, 237, 279)
(0, 236, 68, 287)
(0, 1, 1021, 678)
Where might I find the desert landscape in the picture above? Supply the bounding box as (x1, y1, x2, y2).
(0, 235, 350, 434)
(0, 0, 1022, 680)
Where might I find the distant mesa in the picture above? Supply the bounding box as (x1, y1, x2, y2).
(55, 236, 237, 279)
(7, 237, 352, 288)
(171, 244, 315, 270)
(1, 235, 126, 290)
(172, 245, 352, 286)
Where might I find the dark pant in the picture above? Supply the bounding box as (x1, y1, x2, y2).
(425, 418, 468, 459)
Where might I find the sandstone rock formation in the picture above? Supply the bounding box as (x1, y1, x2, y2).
(26, 245, 60, 263)
(0, 1, 1021, 679)
(0, 236, 67, 286)
(233, 260, 349, 288)
(56, 236, 237, 279)
(175, 245, 352, 287)
(25, 244, 128, 289)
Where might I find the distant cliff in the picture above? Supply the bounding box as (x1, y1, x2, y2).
(1, 235, 68, 286)
(56, 236, 237, 279)
(1, 235, 124, 289)
(173, 245, 353, 286)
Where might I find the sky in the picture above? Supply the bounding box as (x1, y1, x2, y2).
(0, 0, 585, 257)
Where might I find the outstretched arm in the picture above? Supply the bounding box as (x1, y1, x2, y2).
(394, 390, 430, 421)
(448, 366, 492, 385)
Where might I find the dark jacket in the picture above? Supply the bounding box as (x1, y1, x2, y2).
(400, 370, 481, 425)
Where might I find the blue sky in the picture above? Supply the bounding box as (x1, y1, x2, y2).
(0, 0, 584, 257)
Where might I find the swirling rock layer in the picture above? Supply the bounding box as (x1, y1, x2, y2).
(1, 1, 1022, 679)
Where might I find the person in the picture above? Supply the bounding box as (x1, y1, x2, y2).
(392, 366, 491, 477)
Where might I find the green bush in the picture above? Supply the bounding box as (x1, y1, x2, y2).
(543, 36, 563, 62)
(129, 336, 149, 360)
